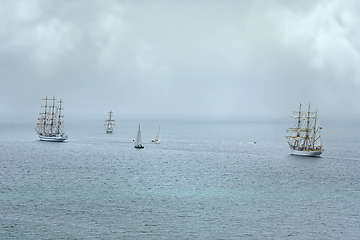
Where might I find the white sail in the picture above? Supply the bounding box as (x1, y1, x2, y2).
(134, 124, 144, 148)
(152, 127, 161, 143)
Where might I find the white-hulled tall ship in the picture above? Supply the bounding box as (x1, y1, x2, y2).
(104, 110, 116, 133)
(285, 103, 323, 157)
(35, 96, 68, 142)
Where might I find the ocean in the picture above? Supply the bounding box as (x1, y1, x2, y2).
(1, 119, 359, 239)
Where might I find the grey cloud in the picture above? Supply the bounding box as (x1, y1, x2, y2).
(0, 0, 359, 122)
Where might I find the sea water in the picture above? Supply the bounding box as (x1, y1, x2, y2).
(0, 120, 359, 239)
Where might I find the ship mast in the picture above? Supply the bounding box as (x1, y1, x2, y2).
(296, 103, 302, 148)
(109, 110, 113, 122)
(49, 96, 56, 134)
(105, 110, 116, 126)
(312, 109, 317, 149)
(42, 96, 49, 133)
(297, 103, 301, 131)
(305, 103, 311, 149)
(57, 99, 64, 134)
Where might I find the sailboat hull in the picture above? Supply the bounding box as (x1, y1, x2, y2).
(290, 149, 323, 157)
(39, 134, 68, 142)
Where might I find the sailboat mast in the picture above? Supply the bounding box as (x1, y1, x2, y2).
(137, 124, 142, 144)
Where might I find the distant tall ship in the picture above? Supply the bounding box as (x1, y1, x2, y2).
(285, 103, 323, 157)
(35, 96, 68, 142)
(104, 110, 116, 133)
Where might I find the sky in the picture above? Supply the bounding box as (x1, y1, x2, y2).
(1, 0, 360, 122)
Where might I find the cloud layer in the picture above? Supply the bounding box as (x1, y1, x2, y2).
(1, 0, 359, 121)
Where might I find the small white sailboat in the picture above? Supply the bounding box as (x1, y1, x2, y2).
(152, 127, 161, 143)
(285, 103, 323, 157)
(35, 96, 68, 142)
(134, 124, 144, 148)
(104, 110, 116, 133)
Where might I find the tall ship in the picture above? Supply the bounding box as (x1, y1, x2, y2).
(285, 103, 323, 157)
(35, 96, 68, 142)
(104, 110, 116, 133)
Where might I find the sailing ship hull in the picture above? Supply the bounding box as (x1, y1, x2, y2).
(134, 145, 144, 149)
(290, 149, 323, 157)
(39, 134, 68, 142)
(152, 140, 160, 144)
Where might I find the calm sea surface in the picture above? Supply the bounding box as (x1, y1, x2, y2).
(1, 120, 359, 239)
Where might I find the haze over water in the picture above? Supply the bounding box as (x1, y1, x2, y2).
(1, 120, 359, 239)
